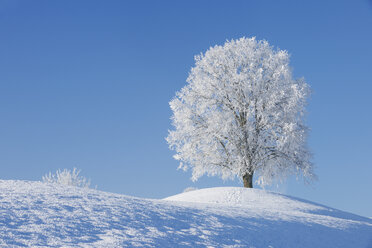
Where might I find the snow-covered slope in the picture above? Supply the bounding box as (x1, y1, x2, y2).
(0, 180, 371, 247)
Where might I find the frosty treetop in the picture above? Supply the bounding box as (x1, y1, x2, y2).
(166, 37, 314, 187)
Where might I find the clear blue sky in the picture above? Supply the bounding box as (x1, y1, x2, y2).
(1, 0, 371, 217)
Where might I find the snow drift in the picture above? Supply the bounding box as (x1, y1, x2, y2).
(0, 180, 371, 247)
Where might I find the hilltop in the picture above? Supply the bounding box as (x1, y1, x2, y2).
(0, 180, 371, 247)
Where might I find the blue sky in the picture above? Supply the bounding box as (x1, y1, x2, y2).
(1, 0, 371, 217)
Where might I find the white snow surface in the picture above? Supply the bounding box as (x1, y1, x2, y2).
(0, 180, 371, 247)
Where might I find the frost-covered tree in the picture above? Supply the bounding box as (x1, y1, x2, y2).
(166, 37, 314, 188)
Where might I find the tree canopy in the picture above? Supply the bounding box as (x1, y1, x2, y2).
(166, 37, 314, 187)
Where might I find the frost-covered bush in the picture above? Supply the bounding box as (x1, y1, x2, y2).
(42, 168, 91, 188)
(183, 187, 198, 193)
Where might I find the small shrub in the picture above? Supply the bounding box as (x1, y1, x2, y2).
(183, 187, 198, 193)
(42, 168, 91, 188)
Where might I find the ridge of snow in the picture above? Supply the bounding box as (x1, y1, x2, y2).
(0, 180, 371, 247)
(164, 187, 325, 211)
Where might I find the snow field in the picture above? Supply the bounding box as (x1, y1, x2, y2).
(0, 180, 371, 247)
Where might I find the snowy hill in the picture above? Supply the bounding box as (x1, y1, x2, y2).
(0, 180, 371, 247)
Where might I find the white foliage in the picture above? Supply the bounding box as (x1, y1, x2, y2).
(166, 37, 315, 186)
(42, 168, 91, 188)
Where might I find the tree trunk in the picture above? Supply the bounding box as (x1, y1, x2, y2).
(243, 172, 253, 188)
